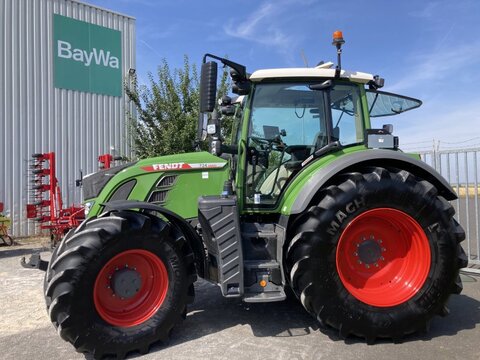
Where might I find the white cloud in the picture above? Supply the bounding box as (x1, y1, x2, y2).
(388, 42, 480, 93)
(142, 24, 178, 40)
(409, 1, 442, 18)
(383, 35, 480, 150)
(223, 1, 293, 51)
(382, 1, 480, 150)
(139, 39, 163, 59)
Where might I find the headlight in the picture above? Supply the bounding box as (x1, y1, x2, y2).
(84, 201, 94, 217)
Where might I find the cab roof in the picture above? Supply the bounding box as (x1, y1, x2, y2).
(249, 62, 374, 84)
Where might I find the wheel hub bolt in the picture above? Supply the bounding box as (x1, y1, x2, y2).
(357, 238, 382, 265)
(110, 268, 142, 299)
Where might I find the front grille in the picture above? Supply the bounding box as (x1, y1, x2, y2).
(157, 175, 177, 187)
(148, 190, 168, 204)
(148, 175, 177, 205)
(108, 180, 137, 201)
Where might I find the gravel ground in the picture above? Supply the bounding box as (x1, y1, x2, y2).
(0, 242, 479, 360)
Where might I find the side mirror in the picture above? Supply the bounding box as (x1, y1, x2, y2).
(232, 81, 250, 95)
(220, 95, 235, 116)
(200, 61, 218, 113)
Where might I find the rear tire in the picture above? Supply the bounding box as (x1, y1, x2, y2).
(286, 167, 467, 342)
(44, 211, 196, 359)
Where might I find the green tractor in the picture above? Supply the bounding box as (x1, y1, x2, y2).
(42, 32, 467, 358)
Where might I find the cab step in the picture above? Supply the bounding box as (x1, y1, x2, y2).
(198, 195, 244, 298)
(243, 290, 286, 303)
(243, 260, 285, 303)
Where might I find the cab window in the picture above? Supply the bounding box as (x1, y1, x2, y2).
(330, 83, 364, 145)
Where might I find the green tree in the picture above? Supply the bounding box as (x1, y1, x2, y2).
(125, 56, 231, 159)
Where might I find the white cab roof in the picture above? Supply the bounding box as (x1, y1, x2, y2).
(249, 62, 374, 84)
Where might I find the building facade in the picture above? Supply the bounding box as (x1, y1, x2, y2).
(0, 0, 136, 235)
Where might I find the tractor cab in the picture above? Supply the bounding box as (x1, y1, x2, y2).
(242, 80, 366, 206)
(199, 37, 421, 210)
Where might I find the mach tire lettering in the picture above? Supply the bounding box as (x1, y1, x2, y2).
(327, 198, 365, 235)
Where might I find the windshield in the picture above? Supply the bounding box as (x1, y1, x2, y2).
(249, 83, 327, 146)
(244, 82, 364, 206)
(367, 90, 422, 117)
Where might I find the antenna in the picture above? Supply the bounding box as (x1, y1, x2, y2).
(332, 30, 345, 78)
(300, 49, 309, 67)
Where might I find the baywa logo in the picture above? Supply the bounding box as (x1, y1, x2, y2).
(57, 40, 119, 69)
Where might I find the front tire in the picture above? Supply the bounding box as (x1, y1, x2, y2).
(286, 167, 467, 342)
(44, 211, 196, 359)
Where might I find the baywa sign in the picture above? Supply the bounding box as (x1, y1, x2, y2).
(57, 40, 120, 69)
(53, 14, 122, 97)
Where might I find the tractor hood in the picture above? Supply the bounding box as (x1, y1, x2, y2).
(82, 151, 229, 221)
(83, 152, 227, 202)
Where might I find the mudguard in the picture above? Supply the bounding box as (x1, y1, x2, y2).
(290, 149, 457, 214)
(102, 200, 206, 278)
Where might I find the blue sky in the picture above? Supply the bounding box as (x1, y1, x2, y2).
(88, 0, 480, 151)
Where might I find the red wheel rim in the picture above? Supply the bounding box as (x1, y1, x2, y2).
(94, 249, 168, 327)
(336, 208, 431, 307)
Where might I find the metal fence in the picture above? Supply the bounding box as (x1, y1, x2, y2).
(419, 148, 480, 268)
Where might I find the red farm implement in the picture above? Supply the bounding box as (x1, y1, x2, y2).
(98, 153, 123, 169)
(26, 152, 84, 246)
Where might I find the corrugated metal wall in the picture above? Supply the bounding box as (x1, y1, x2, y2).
(0, 0, 136, 236)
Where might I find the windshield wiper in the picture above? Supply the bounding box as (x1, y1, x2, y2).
(368, 93, 379, 114)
